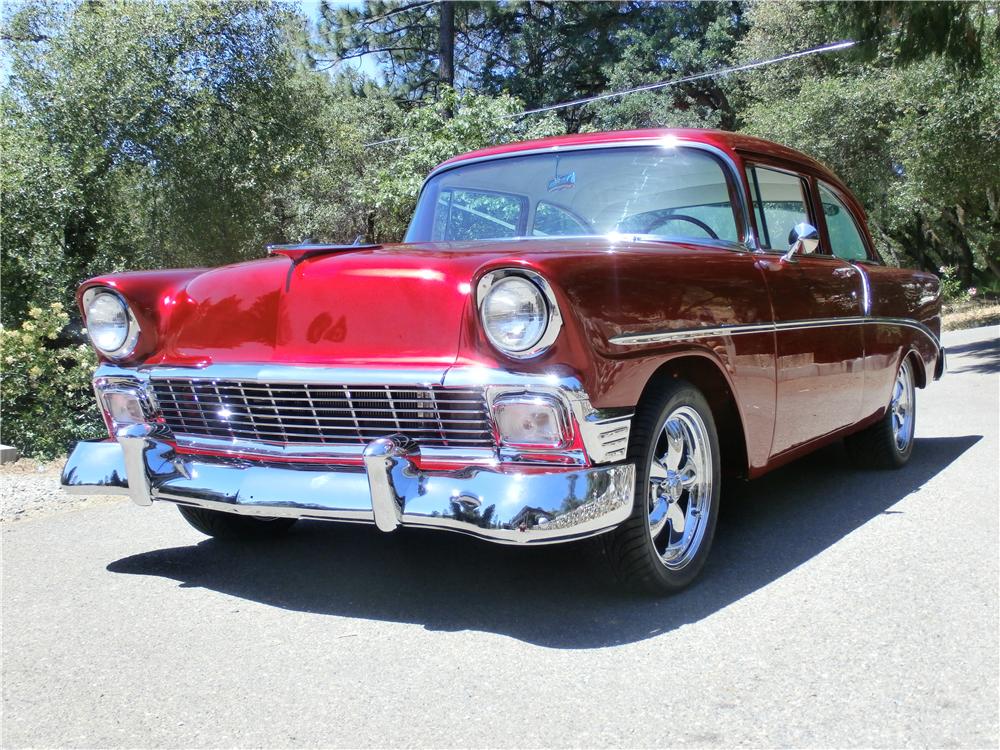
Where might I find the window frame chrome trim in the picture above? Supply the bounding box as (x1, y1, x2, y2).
(851, 262, 873, 316)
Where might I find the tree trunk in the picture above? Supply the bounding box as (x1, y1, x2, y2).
(943, 206, 976, 287)
(438, 0, 455, 117)
(985, 241, 1000, 282)
(910, 213, 926, 270)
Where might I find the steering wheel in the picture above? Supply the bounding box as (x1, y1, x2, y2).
(644, 214, 720, 240)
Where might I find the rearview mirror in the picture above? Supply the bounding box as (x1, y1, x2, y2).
(781, 223, 820, 263)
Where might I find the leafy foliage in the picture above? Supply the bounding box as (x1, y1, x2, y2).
(1, 0, 324, 324)
(0, 304, 102, 458)
(738, 0, 999, 286)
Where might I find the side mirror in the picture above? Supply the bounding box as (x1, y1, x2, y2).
(781, 222, 820, 263)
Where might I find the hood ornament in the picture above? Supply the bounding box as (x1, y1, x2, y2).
(267, 236, 381, 291)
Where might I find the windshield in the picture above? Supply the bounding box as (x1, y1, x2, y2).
(405, 145, 740, 244)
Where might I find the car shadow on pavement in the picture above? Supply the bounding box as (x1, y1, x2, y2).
(945, 336, 999, 375)
(108, 435, 979, 649)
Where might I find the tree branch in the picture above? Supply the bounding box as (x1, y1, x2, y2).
(1, 33, 49, 42)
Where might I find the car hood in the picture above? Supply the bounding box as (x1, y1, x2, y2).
(90, 236, 722, 368)
(154, 246, 505, 366)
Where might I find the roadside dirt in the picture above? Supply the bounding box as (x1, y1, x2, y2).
(0, 458, 123, 523)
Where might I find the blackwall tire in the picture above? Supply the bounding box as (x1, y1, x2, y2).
(845, 357, 916, 470)
(604, 379, 722, 595)
(176, 505, 297, 540)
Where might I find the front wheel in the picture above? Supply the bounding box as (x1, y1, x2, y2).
(604, 380, 722, 595)
(176, 505, 297, 540)
(845, 357, 916, 470)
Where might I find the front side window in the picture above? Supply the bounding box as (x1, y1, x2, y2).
(407, 146, 740, 244)
(746, 165, 812, 251)
(818, 182, 869, 261)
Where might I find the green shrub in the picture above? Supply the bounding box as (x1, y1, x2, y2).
(938, 265, 973, 302)
(0, 303, 104, 459)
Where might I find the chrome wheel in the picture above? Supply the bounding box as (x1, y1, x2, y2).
(647, 405, 713, 570)
(891, 359, 915, 452)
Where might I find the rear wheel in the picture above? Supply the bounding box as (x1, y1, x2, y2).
(846, 357, 916, 469)
(176, 505, 297, 540)
(604, 380, 721, 595)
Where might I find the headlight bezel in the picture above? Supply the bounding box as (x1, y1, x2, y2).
(476, 269, 562, 359)
(82, 287, 141, 359)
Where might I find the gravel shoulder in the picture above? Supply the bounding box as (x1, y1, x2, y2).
(0, 458, 123, 524)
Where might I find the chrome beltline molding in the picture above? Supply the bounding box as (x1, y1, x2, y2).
(609, 316, 941, 349)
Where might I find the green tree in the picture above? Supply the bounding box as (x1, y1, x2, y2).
(738, 0, 999, 288)
(842, 0, 1000, 72)
(278, 84, 564, 244)
(1, 0, 324, 324)
(314, 1, 673, 129)
(588, 1, 747, 131)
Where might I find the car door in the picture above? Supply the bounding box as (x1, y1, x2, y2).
(745, 163, 866, 456)
(814, 179, 915, 421)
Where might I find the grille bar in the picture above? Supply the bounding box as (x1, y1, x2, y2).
(150, 378, 495, 449)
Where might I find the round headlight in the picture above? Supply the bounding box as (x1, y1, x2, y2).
(84, 290, 138, 356)
(480, 275, 549, 355)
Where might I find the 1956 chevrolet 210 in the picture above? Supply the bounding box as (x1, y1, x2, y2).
(62, 129, 944, 593)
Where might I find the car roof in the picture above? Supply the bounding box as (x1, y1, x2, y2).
(436, 128, 841, 185)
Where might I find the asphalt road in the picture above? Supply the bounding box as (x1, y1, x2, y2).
(3, 326, 997, 749)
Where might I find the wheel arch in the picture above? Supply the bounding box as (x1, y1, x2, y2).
(635, 352, 750, 480)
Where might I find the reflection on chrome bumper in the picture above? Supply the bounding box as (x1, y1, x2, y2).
(61, 426, 636, 545)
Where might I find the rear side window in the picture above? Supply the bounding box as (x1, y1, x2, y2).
(818, 182, 869, 261)
(431, 188, 525, 241)
(746, 166, 811, 250)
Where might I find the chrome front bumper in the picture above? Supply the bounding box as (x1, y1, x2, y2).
(61, 425, 636, 545)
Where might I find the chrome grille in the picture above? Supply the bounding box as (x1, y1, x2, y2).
(150, 378, 494, 448)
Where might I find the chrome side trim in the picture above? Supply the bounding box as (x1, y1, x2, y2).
(851, 262, 872, 316)
(611, 322, 774, 345)
(609, 316, 941, 349)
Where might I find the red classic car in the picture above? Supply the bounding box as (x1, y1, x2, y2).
(61, 129, 944, 593)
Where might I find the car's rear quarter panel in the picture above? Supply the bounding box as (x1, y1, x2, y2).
(861, 264, 942, 416)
